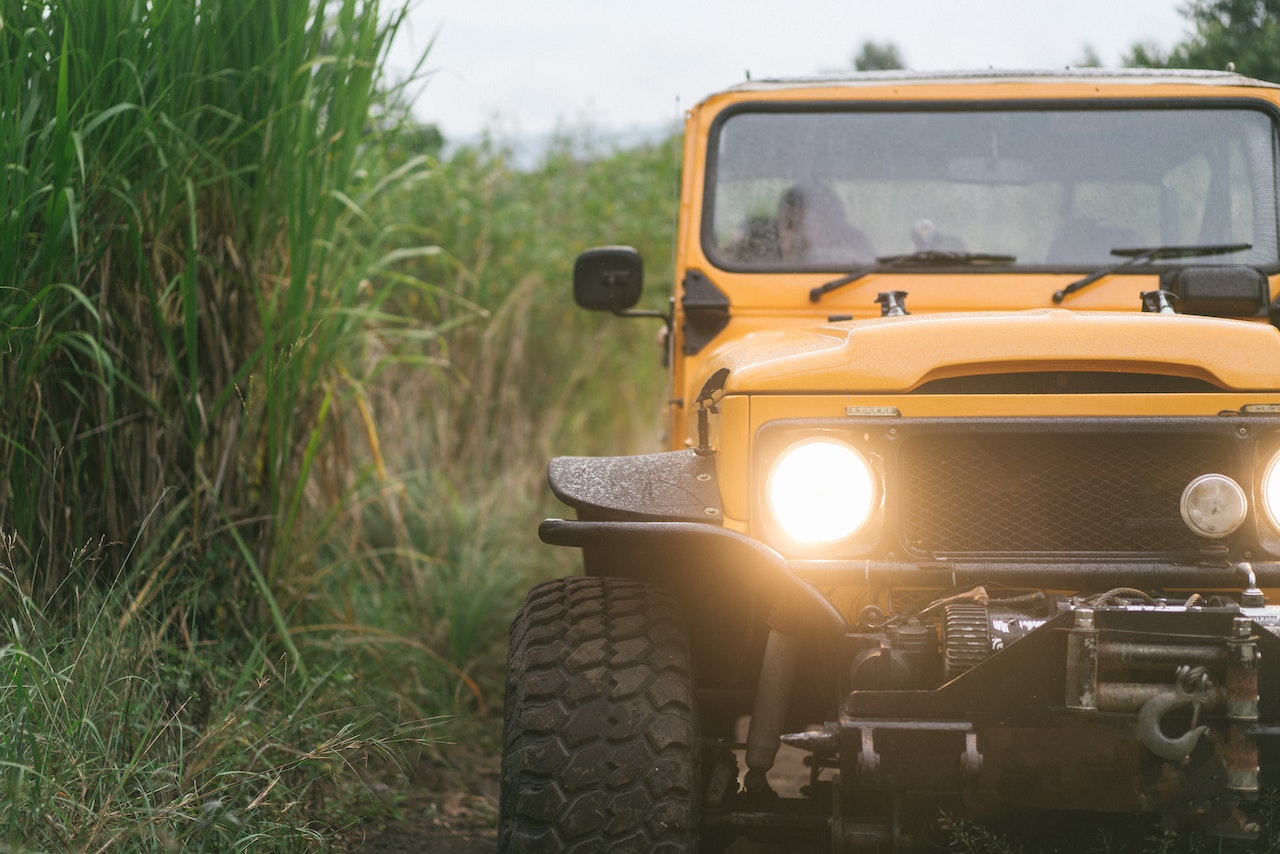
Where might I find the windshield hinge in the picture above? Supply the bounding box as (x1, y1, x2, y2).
(682, 269, 731, 355)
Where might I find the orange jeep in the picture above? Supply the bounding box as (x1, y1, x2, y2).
(501, 70, 1280, 851)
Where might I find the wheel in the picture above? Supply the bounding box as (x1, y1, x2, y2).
(499, 576, 699, 852)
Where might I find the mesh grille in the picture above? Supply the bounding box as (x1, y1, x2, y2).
(899, 432, 1233, 556)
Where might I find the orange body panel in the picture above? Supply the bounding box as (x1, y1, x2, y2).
(666, 72, 1280, 448)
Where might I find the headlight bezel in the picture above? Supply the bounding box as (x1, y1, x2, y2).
(1260, 446, 1280, 534)
(755, 424, 885, 555)
(1180, 472, 1248, 539)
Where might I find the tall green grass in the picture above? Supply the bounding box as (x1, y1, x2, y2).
(0, 545, 436, 850)
(0, 0, 418, 617)
(2, 0, 685, 843)
(322, 130, 684, 701)
(398, 130, 682, 470)
(0, 0, 463, 847)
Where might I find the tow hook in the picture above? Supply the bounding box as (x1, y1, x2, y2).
(1138, 665, 1212, 762)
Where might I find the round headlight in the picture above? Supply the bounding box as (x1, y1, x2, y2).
(1262, 451, 1280, 532)
(1180, 473, 1247, 539)
(766, 439, 877, 544)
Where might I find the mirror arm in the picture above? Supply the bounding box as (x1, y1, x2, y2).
(611, 307, 675, 368)
(612, 307, 672, 340)
(611, 308, 668, 320)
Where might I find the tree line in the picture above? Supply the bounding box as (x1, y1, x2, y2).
(852, 0, 1280, 83)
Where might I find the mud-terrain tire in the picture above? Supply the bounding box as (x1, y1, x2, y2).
(499, 576, 698, 853)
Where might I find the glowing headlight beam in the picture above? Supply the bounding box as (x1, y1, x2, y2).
(1262, 451, 1280, 533)
(766, 439, 876, 544)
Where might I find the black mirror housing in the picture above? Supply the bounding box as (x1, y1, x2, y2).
(574, 246, 643, 311)
(1160, 266, 1269, 317)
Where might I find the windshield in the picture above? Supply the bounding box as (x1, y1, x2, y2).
(706, 105, 1280, 271)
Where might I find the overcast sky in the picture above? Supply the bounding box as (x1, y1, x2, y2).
(385, 1, 1196, 140)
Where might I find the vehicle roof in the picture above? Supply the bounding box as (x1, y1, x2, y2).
(725, 67, 1280, 93)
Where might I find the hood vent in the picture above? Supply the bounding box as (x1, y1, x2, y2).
(913, 371, 1221, 395)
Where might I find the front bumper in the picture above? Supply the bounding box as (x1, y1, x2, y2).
(540, 516, 1280, 624)
(543, 516, 1280, 835)
(833, 605, 1280, 832)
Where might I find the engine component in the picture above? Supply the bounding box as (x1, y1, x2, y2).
(849, 618, 940, 690)
(942, 602, 1050, 679)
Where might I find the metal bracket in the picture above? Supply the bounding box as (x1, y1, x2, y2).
(857, 727, 880, 787)
(961, 731, 983, 781)
(681, 269, 730, 354)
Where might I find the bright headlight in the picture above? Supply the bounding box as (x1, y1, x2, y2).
(1262, 451, 1280, 532)
(766, 439, 877, 544)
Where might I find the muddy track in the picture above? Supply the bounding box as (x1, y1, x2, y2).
(341, 728, 813, 853)
(340, 746, 500, 854)
(338, 728, 1189, 852)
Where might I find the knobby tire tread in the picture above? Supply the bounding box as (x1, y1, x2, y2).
(499, 576, 697, 853)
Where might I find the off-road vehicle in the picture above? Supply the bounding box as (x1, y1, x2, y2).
(499, 69, 1280, 851)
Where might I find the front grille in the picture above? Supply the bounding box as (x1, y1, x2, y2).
(899, 432, 1233, 556)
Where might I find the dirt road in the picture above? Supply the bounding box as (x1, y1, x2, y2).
(343, 729, 812, 853)
(341, 745, 500, 854)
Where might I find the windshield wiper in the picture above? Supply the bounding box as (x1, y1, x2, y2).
(809, 250, 1016, 303)
(1051, 242, 1252, 303)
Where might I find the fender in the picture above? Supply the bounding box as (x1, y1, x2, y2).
(547, 449, 723, 523)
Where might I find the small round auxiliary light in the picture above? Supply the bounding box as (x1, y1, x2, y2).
(1180, 473, 1248, 538)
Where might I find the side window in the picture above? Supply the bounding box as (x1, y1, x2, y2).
(715, 180, 786, 263)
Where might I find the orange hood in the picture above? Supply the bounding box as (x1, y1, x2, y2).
(705, 310, 1280, 394)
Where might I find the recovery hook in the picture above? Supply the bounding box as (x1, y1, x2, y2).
(1138, 665, 1212, 762)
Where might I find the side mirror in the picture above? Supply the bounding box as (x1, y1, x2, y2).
(573, 246, 643, 311)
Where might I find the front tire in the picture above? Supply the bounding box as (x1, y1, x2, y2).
(499, 576, 699, 852)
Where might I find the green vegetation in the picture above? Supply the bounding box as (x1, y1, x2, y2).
(0, 0, 439, 847)
(1126, 0, 1280, 82)
(0, 0, 677, 846)
(325, 127, 680, 734)
(853, 1, 1280, 82)
(852, 40, 907, 71)
(23, 0, 1280, 848)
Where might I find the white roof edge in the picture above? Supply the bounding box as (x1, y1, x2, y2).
(726, 68, 1280, 92)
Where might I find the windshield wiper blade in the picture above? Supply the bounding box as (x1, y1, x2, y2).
(1051, 242, 1252, 303)
(808, 250, 1016, 303)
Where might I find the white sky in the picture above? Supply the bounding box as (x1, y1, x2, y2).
(386, 1, 1195, 140)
